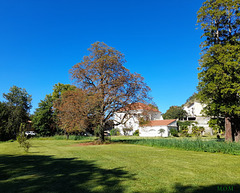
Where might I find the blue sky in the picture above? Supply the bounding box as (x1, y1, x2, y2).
(0, 0, 205, 114)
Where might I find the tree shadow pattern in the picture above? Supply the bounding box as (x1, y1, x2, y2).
(0, 155, 239, 193)
(134, 183, 240, 193)
(0, 155, 134, 193)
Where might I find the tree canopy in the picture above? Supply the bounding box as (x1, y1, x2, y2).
(163, 106, 187, 120)
(57, 42, 152, 142)
(0, 86, 32, 140)
(197, 0, 240, 141)
(32, 83, 76, 136)
(32, 95, 56, 136)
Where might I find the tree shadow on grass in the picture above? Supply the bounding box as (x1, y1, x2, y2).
(0, 155, 134, 193)
(171, 183, 240, 193)
(135, 183, 240, 193)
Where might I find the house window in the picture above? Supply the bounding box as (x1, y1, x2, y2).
(188, 117, 196, 121)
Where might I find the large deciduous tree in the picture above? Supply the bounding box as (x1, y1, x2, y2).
(197, 0, 240, 141)
(68, 42, 151, 142)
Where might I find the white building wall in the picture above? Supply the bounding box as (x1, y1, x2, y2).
(139, 126, 169, 137)
(183, 102, 206, 117)
(114, 110, 163, 135)
(151, 112, 163, 120)
(139, 121, 177, 137)
(183, 101, 212, 135)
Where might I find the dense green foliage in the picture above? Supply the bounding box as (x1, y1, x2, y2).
(169, 128, 179, 137)
(208, 117, 225, 134)
(0, 86, 32, 141)
(32, 95, 57, 136)
(117, 138, 240, 155)
(0, 102, 10, 141)
(163, 106, 187, 120)
(197, 0, 240, 141)
(110, 128, 120, 136)
(51, 82, 76, 101)
(192, 126, 205, 137)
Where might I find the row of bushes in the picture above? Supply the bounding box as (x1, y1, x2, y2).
(115, 138, 240, 155)
(110, 128, 139, 136)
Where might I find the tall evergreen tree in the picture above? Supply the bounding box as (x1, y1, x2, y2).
(197, 0, 240, 141)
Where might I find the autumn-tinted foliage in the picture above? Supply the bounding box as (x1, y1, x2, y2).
(32, 83, 76, 136)
(62, 42, 152, 142)
(54, 89, 98, 135)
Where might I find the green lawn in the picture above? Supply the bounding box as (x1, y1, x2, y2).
(0, 139, 240, 193)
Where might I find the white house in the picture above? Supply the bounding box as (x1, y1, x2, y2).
(114, 102, 177, 137)
(139, 119, 177, 137)
(183, 101, 212, 134)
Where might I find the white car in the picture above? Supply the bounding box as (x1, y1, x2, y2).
(25, 131, 36, 136)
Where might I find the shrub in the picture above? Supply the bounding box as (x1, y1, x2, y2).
(159, 129, 165, 137)
(170, 128, 178, 137)
(133, 129, 139, 136)
(17, 123, 31, 152)
(192, 126, 205, 137)
(123, 127, 133, 136)
(110, 128, 120, 136)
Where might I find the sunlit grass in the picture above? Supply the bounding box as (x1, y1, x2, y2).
(0, 139, 240, 192)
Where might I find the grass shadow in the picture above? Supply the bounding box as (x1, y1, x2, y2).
(0, 155, 134, 193)
(170, 183, 240, 193)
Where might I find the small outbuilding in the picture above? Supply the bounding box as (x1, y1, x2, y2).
(139, 119, 177, 137)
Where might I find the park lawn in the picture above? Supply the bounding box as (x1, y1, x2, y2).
(0, 139, 240, 193)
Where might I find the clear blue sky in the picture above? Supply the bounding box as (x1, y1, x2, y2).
(0, 0, 205, 114)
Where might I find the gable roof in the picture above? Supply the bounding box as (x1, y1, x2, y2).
(143, 119, 176, 126)
(118, 102, 160, 113)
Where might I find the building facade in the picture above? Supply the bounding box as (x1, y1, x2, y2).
(114, 103, 177, 137)
(183, 101, 212, 134)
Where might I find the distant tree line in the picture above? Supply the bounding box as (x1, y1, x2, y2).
(0, 42, 152, 142)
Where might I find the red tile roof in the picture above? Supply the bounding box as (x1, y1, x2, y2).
(118, 102, 160, 112)
(143, 119, 176, 126)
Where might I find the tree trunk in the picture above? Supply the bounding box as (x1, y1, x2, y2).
(234, 128, 240, 142)
(99, 125, 105, 143)
(225, 117, 233, 142)
(233, 118, 240, 142)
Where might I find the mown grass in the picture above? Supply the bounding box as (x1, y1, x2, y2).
(0, 139, 240, 193)
(112, 137, 240, 155)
